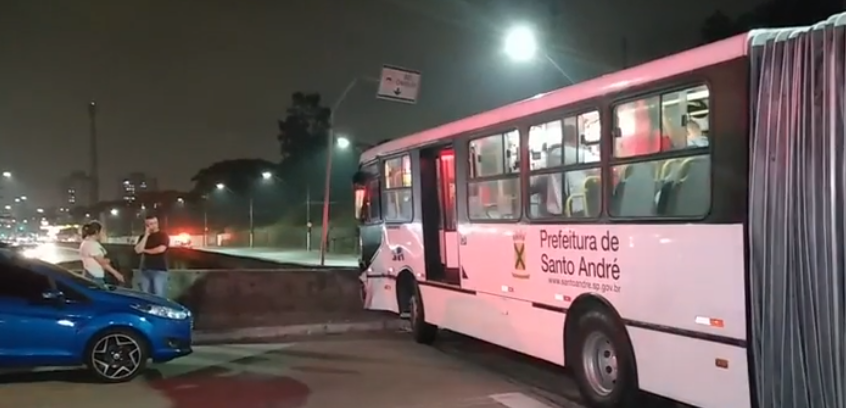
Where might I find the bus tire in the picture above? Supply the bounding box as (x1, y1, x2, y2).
(569, 309, 638, 408)
(409, 282, 437, 345)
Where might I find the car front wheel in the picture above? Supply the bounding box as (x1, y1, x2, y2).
(86, 329, 149, 383)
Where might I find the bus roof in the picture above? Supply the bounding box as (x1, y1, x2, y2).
(361, 33, 748, 164)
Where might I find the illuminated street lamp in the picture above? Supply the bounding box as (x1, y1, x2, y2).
(336, 136, 351, 149)
(3, 205, 10, 210)
(1, 171, 10, 178)
(19, 196, 26, 201)
(110, 208, 119, 216)
(36, 208, 43, 213)
(503, 25, 575, 84)
(215, 183, 225, 190)
(177, 197, 184, 204)
(504, 25, 538, 62)
(261, 171, 272, 180)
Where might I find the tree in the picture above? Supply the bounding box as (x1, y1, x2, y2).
(190, 158, 278, 196)
(277, 92, 331, 163)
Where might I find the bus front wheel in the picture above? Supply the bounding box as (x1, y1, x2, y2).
(569, 309, 638, 408)
(409, 282, 438, 345)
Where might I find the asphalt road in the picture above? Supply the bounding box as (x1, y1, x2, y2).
(25, 243, 357, 268)
(17, 243, 81, 264)
(198, 247, 357, 268)
(0, 332, 583, 408)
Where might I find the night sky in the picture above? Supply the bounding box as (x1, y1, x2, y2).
(0, 0, 763, 206)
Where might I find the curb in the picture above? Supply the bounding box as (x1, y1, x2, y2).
(193, 319, 406, 344)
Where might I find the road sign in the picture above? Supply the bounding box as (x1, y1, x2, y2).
(376, 65, 421, 104)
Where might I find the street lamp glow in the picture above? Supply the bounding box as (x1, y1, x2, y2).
(19, 196, 26, 201)
(177, 197, 184, 203)
(3, 205, 10, 210)
(504, 25, 538, 61)
(1, 171, 10, 178)
(216, 183, 225, 190)
(14, 198, 20, 203)
(110, 208, 119, 216)
(261, 171, 272, 180)
(36, 208, 43, 213)
(336, 137, 351, 149)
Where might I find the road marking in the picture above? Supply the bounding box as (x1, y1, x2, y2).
(489, 392, 559, 408)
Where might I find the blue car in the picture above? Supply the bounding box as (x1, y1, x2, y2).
(0, 248, 192, 382)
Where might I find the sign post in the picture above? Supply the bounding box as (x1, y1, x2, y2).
(318, 66, 421, 266)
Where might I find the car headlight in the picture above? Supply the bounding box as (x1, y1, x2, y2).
(131, 304, 190, 320)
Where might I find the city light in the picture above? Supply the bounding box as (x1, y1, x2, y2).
(336, 137, 351, 149)
(3, 205, 10, 210)
(503, 25, 538, 62)
(261, 171, 272, 180)
(19, 196, 26, 201)
(14, 198, 19, 203)
(177, 197, 184, 203)
(216, 183, 225, 190)
(36, 208, 43, 213)
(110, 208, 119, 216)
(1, 171, 10, 178)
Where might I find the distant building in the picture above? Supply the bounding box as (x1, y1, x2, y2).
(120, 172, 158, 202)
(60, 171, 93, 208)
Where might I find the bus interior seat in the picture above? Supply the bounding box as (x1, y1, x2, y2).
(612, 162, 657, 216)
(610, 165, 632, 214)
(658, 159, 681, 181)
(654, 159, 681, 214)
(665, 156, 710, 216)
(584, 176, 601, 217)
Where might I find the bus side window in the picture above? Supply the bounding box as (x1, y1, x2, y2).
(383, 155, 413, 222)
(610, 85, 711, 218)
(468, 130, 521, 220)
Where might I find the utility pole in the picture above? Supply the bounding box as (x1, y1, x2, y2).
(248, 196, 255, 248)
(88, 101, 100, 206)
(305, 186, 312, 251)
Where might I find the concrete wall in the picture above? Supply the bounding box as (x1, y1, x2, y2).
(55, 243, 366, 331)
(168, 269, 364, 330)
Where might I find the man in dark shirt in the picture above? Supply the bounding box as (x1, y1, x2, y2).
(134, 214, 170, 297)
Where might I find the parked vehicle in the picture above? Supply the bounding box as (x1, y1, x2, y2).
(0, 248, 192, 382)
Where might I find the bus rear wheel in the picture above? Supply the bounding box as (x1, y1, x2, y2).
(570, 309, 638, 408)
(409, 282, 437, 345)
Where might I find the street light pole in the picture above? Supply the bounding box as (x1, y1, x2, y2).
(248, 195, 254, 248)
(202, 197, 208, 247)
(305, 186, 312, 251)
(319, 77, 361, 265)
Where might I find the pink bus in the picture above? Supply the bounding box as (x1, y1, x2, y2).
(354, 13, 846, 408)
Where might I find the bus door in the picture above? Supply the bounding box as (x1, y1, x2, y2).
(436, 149, 461, 285)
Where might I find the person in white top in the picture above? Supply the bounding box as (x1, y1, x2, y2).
(79, 221, 125, 285)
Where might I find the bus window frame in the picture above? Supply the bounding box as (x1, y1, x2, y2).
(525, 108, 604, 222)
(606, 81, 714, 222)
(465, 128, 522, 223)
(381, 152, 414, 224)
(357, 160, 382, 225)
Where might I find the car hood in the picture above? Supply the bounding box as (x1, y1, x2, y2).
(103, 287, 186, 310)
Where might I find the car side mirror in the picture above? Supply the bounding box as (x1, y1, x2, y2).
(41, 290, 65, 303)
